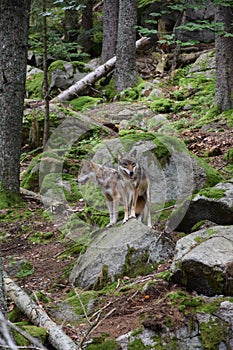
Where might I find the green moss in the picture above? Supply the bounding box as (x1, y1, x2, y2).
(113, 79, 147, 102)
(121, 246, 156, 279)
(119, 131, 170, 164)
(198, 187, 225, 200)
(191, 220, 206, 232)
(66, 290, 98, 315)
(28, 231, 55, 245)
(15, 261, 34, 278)
(26, 72, 44, 99)
(60, 214, 93, 241)
(119, 131, 189, 167)
(128, 338, 151, 349)
(48, 59, 67, 72)
(200, 317, 226, 349)
(85, 335, 121, 350)
(0, 187, 22, 209)
(72, 60, 88, 73)
(195, 156, 222, 187)
(93, 265, 112, 290)
(195, 106, 220, 128)
(40, 173, 81, 203)
(149, 98, 173, 113)
(12, 323, 48, 346)
(70, 96, 103, 111)
(224, 149, 233, 164)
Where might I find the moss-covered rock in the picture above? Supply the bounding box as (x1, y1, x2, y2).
(26, 71, 44, 99)
(12, 322, 48, 347)
(70, 96, 103, 111)
(198, 187, 225, 200)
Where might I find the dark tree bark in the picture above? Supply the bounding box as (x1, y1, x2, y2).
(63, 9, 80, 42)
(81, 0, 94, 55)
(215, 5, 233, 111)
(0, 0, 30, 196)
(42, 0, 50, 149)
(115, 0, 137, 91)
(101, 0, 119, 63)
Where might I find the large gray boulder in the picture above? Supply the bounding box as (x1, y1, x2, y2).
(171, 225, 233, 296)
(168, 180, 233, 233)
(69, 219, 174, 290)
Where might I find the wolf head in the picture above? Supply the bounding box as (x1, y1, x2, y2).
(118, 151, 139, 180)
(77, 160, 99, 184)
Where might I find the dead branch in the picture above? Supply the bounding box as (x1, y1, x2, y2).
(51, 37, 150, 102)
(20, 187, 41, 202)
(4, 274, 77, 350)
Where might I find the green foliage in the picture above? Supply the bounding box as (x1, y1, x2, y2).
(138, 0, 232, 50)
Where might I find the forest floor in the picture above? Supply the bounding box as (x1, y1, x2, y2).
(1, 113, 233, 346)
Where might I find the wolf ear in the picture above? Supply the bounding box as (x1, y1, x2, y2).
(118, 151, 124, 160)
(130, 149, 137, 158)
(81, 159, 90, 165)
(90, 161, 99, 169)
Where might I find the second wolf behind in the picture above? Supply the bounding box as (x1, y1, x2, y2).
(77, 159, 120, 227)
(118, 151, 152, 227)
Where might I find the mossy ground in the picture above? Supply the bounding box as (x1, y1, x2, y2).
(5, 46, 233, 348)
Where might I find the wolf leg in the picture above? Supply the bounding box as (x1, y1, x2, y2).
(130, 188, 139, 219)
(146, 185, 152, 227)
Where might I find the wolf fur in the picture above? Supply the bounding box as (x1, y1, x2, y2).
(118, 152, 151, 227)
(77, 159, 120, 227)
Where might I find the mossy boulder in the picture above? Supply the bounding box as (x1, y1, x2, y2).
(26, 71, 43, 99)
(70, 96, 103, 111)
(69, 219, 173, 290)
(168, 181, 233, 233)
(171, 225, 233, 296)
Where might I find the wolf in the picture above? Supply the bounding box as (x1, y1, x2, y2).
(118, 151, 152, 227)
(77, 159, 120, 227)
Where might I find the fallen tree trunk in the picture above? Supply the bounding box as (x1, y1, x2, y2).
(52, 36, 150, 102)
(4, 274, 77, 350)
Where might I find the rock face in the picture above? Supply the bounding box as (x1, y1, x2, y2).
(171, 225, 233, 296)
(168, 181, 233, 233)
(69, 219, 174, 289)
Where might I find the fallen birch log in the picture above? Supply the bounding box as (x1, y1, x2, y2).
(4, 274, 77, 350)
(52, 36, 150, 102)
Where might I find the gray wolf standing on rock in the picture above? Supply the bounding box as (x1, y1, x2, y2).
(118, 152, 152, 227)
(77, 160, 120, 227)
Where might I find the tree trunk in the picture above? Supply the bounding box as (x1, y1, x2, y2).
(4, 275, 77, 350)
(215, 5, 233, 111)
(52, 36, 149, 102)
(81, 0, 94, 55)
(42, 0, 50, 149)
(115, 0, 137, 91)
(101, 0, 119, 63)
(63, 9, 80, 42)
(0, 0, 30, 195)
